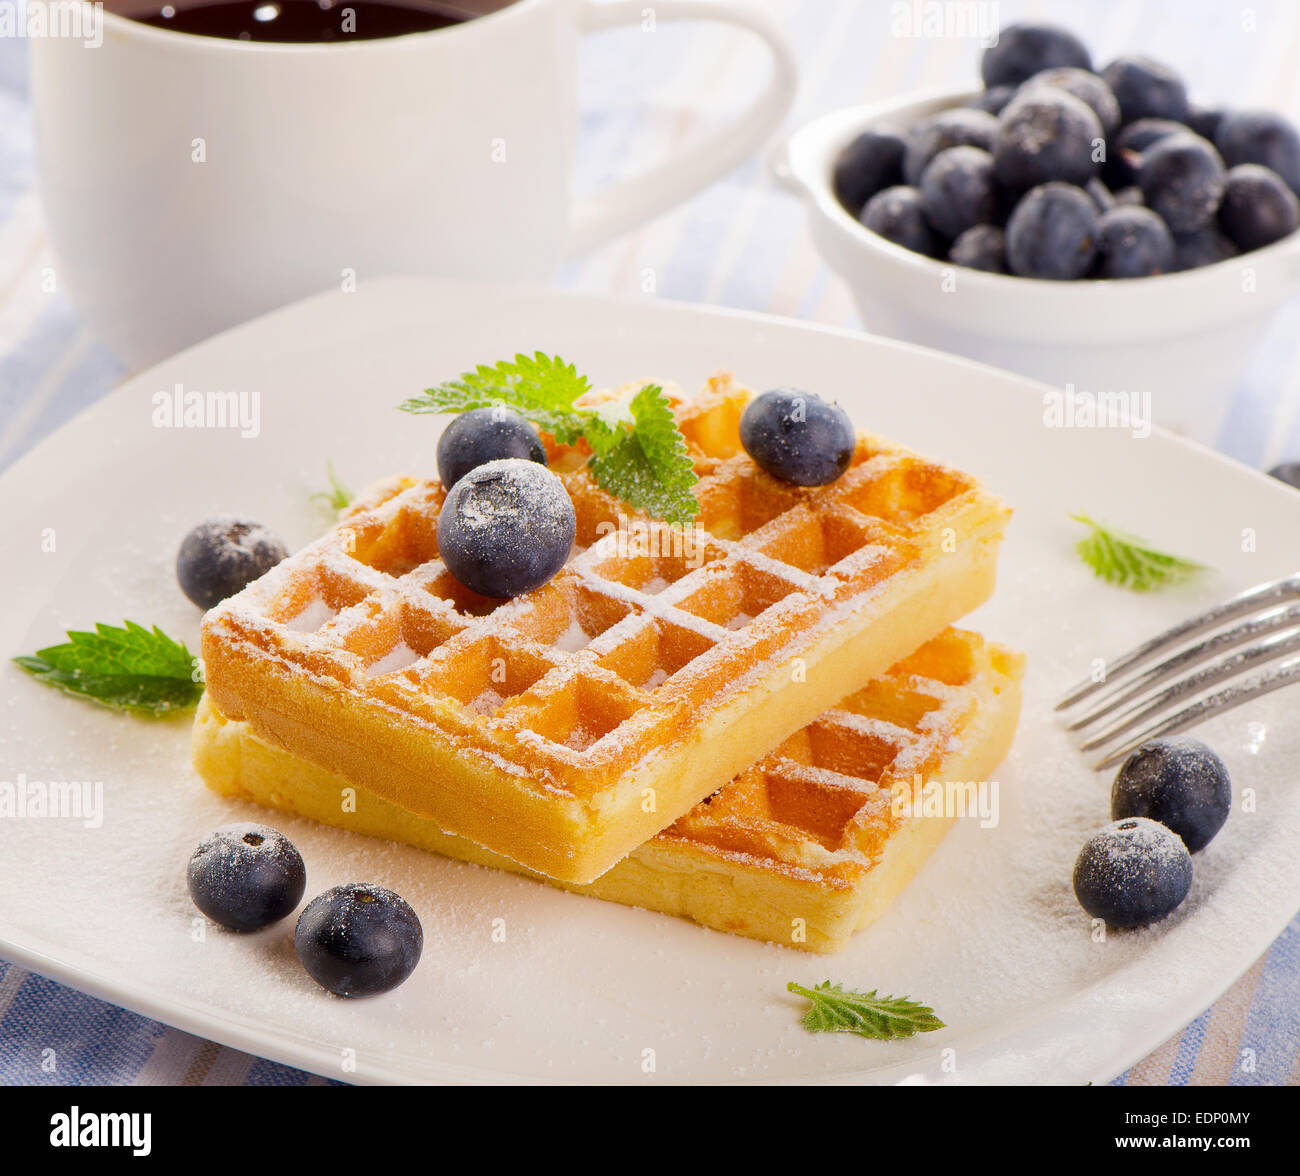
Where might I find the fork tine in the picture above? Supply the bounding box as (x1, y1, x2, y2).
(1092, 653, 1300, 770)
(1064, 603, 1300, 731)
(1078, 628, 1300, 752)
(1056, 573, 1300, 710)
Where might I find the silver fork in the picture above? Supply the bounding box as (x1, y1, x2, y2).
(1057, 573, 1300, 770)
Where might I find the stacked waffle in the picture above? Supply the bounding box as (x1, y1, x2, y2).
(194, 375, 1022, 952)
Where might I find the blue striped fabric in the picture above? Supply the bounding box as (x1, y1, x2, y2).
(0, 0, 1297, 1085)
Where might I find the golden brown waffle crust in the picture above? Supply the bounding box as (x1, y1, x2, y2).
(194, 629, 1024, 953)
(199, 374, 1010, 884)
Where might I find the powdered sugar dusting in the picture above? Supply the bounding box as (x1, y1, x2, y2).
(285, 598, 336, 633)
(367, 640, 420, 678)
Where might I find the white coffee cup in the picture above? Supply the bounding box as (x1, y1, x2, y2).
(29, 0, 796, 368)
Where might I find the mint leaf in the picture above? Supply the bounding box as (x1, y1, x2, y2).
(588, 384, 698, 524)
(311, 459, 353, 512)
(787, 981, 945, 1040)
(400, 351, 591, 444)
(399, 355, 700, 522)
(1071, 513, 1208, 592)
(15, 621, 203, 716)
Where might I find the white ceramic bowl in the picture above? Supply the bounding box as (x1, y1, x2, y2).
(775, 86, 1300, 440)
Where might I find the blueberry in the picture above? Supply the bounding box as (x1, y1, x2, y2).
(1005, 182, 1099, 279)
(1024, 67, 1122, 138)
(187, 824, 306, 932)
(295, 883, 422, 998)
(994, 90, 1102, 192)
(966, 84, 1017, 116)
(1215, 110, 1300, 195)
(1139, 133, 1226, 234)
(902, 108, 998, 186)
(1105, 118, 1189, 189)
(981, 22, 1091, 88)
(1073, 818, 1193, 928)
(832, 130, 906, 215)
(1187, 105, 1225, 144)
(1086, 177, 1116, 211)
(1217, 164, 1300, 250)
(1268, 462, 1300, 490)
(919, 146, 999, 239)
(1112, 186, 1145, 207)
(1101, 56, 1191, 125)
(1095, 206, 1176, 278)
(1172, 226, 1239, 271)
(739, 389, 854, 487)
(176, 516, 288, 610)
(1112, 737, 1231, 853)
(860, 185, 938, 257)
(948, 224, 1007, 273)
(436, 458, 575, 599)
(436, 406, 545, 491)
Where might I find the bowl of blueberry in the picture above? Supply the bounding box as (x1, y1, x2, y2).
(775, 22, 1300, 439)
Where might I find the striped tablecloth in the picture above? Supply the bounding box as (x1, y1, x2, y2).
(1, 0, 1298, 1085)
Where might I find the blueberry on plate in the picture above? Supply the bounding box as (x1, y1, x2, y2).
(919, 146, 999, 240)
(902, 108, 998, 186)
(860, 185, 938, 257)
(1024, 67, 1122, 138)
(1268, 462, 1300, 490)
(948, 224, 1007, 273)
(1217, 163, 1300, 251)
(1073, 817, 1193, 928)
(1100, 55, 1191, 125)
(966, 84, 1018, 117)
(1095, 205, 1176, 278)
(1105, 118, 1190, 189)
(980, 22, 1091, 88)
(1005, 182, 1099, 280)
(1112, 736, 1232, 852)
(739, 388, 854, 487)
(437, 458, 575, 599)
(1139, 133, 1227, 234)
(295, 883, 423, 998)
(1172, 225, 1239, 271)
(187, 824, 306, 932)
(832, 130, 906, 216)
(993, 90, 1102, 193)
(436, 406, 546, 491)
(1215, 109, 1300, 196)
(176, 516, 288, 610)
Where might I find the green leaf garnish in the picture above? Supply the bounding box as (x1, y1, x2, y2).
(399, 353, 698, 522)
(14, 621, 203, 716)
(587, 384, 699, 525)
(310, 459, 353, 512)
(1071, 513, 1208, 592)
(400, 351, 592, 446)
(787, 981, 945, 1040)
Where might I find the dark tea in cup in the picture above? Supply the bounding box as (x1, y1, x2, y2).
(108, 0, 508, 44)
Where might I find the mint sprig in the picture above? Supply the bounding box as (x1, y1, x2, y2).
(1071, 513, 1208, 592)
(586, 384, 698, 524)
(400, 352, 592, 446)
(311, 459, 353, 512)
(399, 352, 698, 523)
(787, 981, 945, 1040)
(14, 621, 203, 716)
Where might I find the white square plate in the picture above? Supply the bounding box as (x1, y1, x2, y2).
(2, 277, 1296, 1084)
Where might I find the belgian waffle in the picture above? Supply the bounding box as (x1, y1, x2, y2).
(195, 628, 1024, 952)
(198, 374, 1010, 883)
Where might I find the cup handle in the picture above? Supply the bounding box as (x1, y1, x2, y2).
(567, 0, 797, 257)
